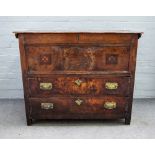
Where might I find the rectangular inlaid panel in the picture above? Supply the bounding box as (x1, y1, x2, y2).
(25, 45, 130, 74)
(28, 76, 130, 97)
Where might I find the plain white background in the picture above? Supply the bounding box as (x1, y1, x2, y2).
(0, 0, 155, 154)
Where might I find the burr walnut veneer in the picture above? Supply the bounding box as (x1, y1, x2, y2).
(15, 31, 142, 125)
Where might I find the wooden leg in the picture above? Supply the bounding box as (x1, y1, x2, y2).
(125, 100, 132, 125)
(27, 118, 33, 126)
(125, 117, 131, 125)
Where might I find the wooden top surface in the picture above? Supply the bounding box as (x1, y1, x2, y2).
(14, 30, 143, 34)
(14, 30, 143, 39)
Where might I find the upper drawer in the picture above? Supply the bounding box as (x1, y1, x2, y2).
(23, 33, 133, 44)
(28, 76, 130, 97)
(25, 45, 130, 74)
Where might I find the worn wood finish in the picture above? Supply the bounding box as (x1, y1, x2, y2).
(21, 33, 133, 44)
(30, 97, 128, 118)
(28, 76, 130, 97)
(15, 32, 142, 125)
(26, 45, 130, 74)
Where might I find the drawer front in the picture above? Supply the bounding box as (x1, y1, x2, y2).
(26, 45, 130, 74)
(30, 97, 128, 118)
(28, 76, 130, 97)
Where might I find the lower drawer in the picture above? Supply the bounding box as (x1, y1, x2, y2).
(29, 97, 129, 119)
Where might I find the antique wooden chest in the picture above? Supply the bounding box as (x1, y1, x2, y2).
(15, 31, 142, 125)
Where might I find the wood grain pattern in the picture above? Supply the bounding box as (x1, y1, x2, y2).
(15, 32, 141, 125)
(28, 76, 130, 97)
(30, 97, 128, 118)
(26, 45, 130, 73)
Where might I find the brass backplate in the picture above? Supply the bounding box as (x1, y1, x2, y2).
(105, 82, 118, 90)
(40, 82, 52, 90)
(104, 101, 117, 109)
(41, 103, 54, 110)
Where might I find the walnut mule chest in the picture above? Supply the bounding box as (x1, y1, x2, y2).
(14, 31, 142, 125)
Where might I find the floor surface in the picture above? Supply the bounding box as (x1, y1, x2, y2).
(0, 99, 155, 139)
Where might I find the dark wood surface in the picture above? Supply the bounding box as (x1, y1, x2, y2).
(25, 45, 130, 73)
(15, 32, 142, 125)
(30, 97, 128, 119)
(28, 76, 130, 97)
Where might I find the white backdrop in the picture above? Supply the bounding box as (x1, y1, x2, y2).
(0, 16, 154, 98)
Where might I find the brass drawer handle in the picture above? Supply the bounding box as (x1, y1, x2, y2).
(40, 82, 52, 90)
(104, 101, 116, 109)
(41, 103, 54, 110)
(75, 99, 83, 106)
(74, 79, 82, 86)
(105, 82, 118, 90)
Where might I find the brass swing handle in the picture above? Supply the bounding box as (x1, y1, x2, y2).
(40, 82, 52, 90)
(104, 101, 117, 109)
(41, 103, 54, 110)
(105, 82, 118, 90)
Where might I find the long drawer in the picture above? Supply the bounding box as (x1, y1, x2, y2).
(26, 45, 130, 74)
(29, 97, 129, 119)
(28, 76, 130, 97)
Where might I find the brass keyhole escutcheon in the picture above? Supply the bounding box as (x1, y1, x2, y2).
(75, 99, 83, 106)
(74, 79, 82, 86)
